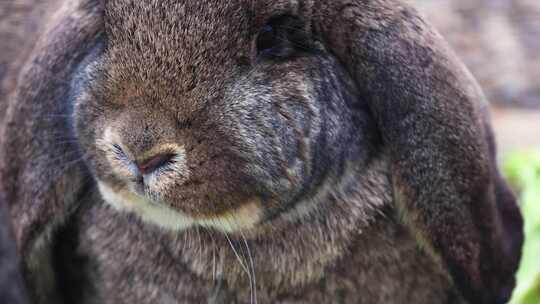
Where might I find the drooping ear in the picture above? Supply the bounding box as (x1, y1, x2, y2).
(0, 194, 29, 304)
(311, 1, 523, 303)
(0, 0, 102, 301)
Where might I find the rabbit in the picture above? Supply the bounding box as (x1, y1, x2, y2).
(0, 0, 524, 303)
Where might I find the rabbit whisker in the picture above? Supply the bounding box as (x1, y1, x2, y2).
(224, 217, 256, 304)
(222, 224, 253, 304)
(53, 139, 78, 148)
(201, 226, 218, 282)
(52, 155, 90, 179)
(43, 150, 85, 167)
(240, 229, 257, 304)
(200, 224, 224, 303)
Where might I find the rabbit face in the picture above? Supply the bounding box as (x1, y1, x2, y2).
(72, 1, 375, 232)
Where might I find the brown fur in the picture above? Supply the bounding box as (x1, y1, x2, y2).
(0, 1, 522, 303)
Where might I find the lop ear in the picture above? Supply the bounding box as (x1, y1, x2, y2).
(0, 194, 29, 304)
(311, 1, 523, 303)
(0, 0, 102, 300)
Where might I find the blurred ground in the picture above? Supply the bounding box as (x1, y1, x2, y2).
(492, 108, 540, 156)
(411, 0, 540, 108)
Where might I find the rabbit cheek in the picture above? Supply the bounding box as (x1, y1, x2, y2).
(217, 57, 364, 223)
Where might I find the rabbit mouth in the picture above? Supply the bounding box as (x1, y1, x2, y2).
(97, 180, 264, 232)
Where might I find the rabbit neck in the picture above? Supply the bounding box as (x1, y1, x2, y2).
(168, 156, 392, 292)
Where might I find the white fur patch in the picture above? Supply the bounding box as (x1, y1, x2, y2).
(97, 181, 262, 232)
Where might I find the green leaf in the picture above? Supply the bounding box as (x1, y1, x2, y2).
(506, 150, 540, 304)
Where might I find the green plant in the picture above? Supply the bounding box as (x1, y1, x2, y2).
(505, 151, 540, 304)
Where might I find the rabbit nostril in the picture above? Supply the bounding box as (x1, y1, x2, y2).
(136, 153, 175, 175)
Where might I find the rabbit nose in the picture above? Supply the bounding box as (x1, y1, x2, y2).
(135, 153, 175, 175)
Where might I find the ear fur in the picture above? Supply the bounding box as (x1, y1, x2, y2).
(0, 193, 29, 304)
(312, 0, 523, 302)
(0, 0, 102, 301)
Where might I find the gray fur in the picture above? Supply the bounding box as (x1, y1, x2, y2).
(0, 194, 28, 304)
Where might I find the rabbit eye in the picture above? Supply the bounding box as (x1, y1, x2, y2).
(253, 16, 315, 62)
(256, 25, 277, 55)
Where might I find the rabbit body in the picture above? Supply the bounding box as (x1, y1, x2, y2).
(73, 191, 462, 304)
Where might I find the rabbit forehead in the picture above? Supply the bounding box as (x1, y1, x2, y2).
(103, 1, 303, 93)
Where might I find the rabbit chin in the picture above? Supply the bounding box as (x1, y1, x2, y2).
(97, 181, 263, 232)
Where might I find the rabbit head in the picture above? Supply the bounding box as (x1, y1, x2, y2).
(73, 2, 376, 233)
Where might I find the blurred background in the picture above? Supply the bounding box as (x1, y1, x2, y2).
(410, 1, 540, 303)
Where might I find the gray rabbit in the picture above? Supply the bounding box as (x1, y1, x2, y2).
(0, 0, 524, 303)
